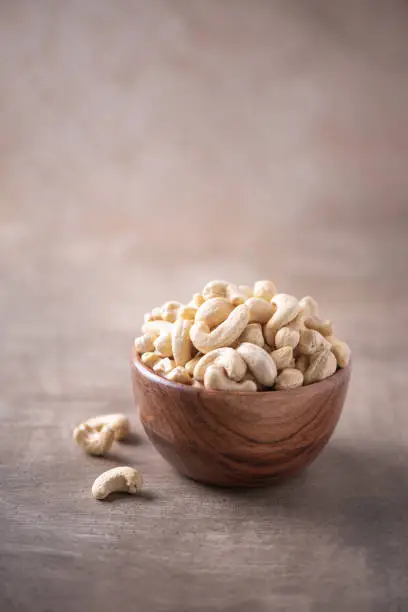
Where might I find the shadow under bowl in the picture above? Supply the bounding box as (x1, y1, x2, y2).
(130, 349, 351, 487)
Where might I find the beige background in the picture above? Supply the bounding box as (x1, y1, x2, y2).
(1, 1, 408, 611)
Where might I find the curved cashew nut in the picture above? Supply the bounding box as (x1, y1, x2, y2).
(299, 296, 319, 318)
(304, 316, 333, 337)
(142, 320, 173, 337)
(190, 304, 250, 354)
(73, 423, 115, 456)
(134, 333, 155, 354)
(298, 329, 331, 355)
(204, 365, 257, 392)
(141, 352, 161, 368)
(190, 293, 205, 308)
(144, 306, 162, 323)
(84, 413, 130, 441)
(236, 323, 265, 347)
(165, 366, 193, 385)
(326, 336, 351, 368)
(253, 280, 277, 301)
(303, 349, 337, 385)
(275, 368, 304, 390)
(195, 298, 234, 329)
(154, 330, 173, 357)
(193, 347, 247, 382)
(236, 342, 277, 387)
(274, 326, 300, 349)
(270, 346, 294, 371)
(92, 466, 144, 500)
(264, 294, 301, 345)
(247, 297, 275, 324)
(202, 280, 230, 300)
(171, 318, 193, 366)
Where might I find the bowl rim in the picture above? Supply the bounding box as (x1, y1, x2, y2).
(131, 347, 351, 398)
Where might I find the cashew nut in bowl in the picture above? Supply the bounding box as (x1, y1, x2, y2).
(161, 301, 182, 322)
(303, 349, 337, 385)
(202, 280, 229, 301)
(190, 293, 205, 307)
(270, 346, 294, 371)
(190, 304, 250, 353)
(154, 331, 173, 357)
(275, 368, 304, 390)
(92, 466, 144, 500)
(226, 284, 249, 305)
(185, 354, 202, 376)
(236, 322, 265, 348)
(253, 280, 277, 301)
(142, 320, 173, 337)
(178, 305, 197, 320)
(274, 327, 300, 350)
(298, 329, 331, 355)
(204, 365, 257, 392)
(195, 298, 234, 329)
(299, 296, 319, 318)
(141, 352, 161, 369)
(264, 294, 301, 345)
(172, 318, 193, 366)
(153, 357, 176, 375)
(165, 366, 193, 385)
(236, 342, 277, 387)
(295, 353, 309, 374)
(73, 423, 115, 456)
(304, 316, 333, 337)
(134, 333, 155, 354)
(84, 413, 130, 441)
(326, 336, 351, 368)
(144, 306, 162, 323)
(193, 347, 247, 382)
(246, 297, 274, 325)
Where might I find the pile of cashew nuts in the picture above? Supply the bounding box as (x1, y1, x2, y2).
(73, 413, 144, 501)
(135, 279, 351, 391)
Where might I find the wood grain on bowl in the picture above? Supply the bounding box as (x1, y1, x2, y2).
(131, 348, 351, 487)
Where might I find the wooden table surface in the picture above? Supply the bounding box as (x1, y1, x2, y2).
(1, 2, 408, 610)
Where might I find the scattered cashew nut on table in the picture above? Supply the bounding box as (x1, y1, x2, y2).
(92, 466, 144, 500)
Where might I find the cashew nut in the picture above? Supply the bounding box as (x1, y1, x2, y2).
(171, 318, 193, 366)
(298, 329, 331, 355)
(73, 423, 115, 456)
(161, 301, 182, 323)
(195, 297, 234, 329)
(264, 294, 301, 345)
(144, 306, 162, 323)
(191, 293, 205, 308)
(303, 349, 337, 385)
(134, 333, 155, 354)
(204, 365, 257, 392)
(299, 296, 319, 318)
(154, 330, 173, 357)
(304, 316, 333, 337)
(295, 353, 309, 374)
(247, 297, 275, 324)
(236, 342, 277, 387)
(141, 351, 162, 368)
(270, 346, 294, 371)
(92, 466, 144, 500)
(236, 322, 265, 348)
(193, 347, 247, 382)
(274, 326, 300, 349)
(190, 303, 250, 353)
(178, 305, 197, 320)
(327, 336, 351, 368)
(238, 284, 253, 299)
(185, 354, 202, 376)
(253, 279, 277, 301)
(202, 280, 229, 300)
(165, 366, 193, 385)
(84, 413, 130, 441)
(142, 320, 173, 337)
(153, 357, 176, 375)
(275, 368, 304, 390)
(226, 284, 249, 305)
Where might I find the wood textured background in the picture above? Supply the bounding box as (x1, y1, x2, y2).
(1, 1, 407, 610)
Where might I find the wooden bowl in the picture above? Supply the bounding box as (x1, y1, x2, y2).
(130, 348, 351, 487)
